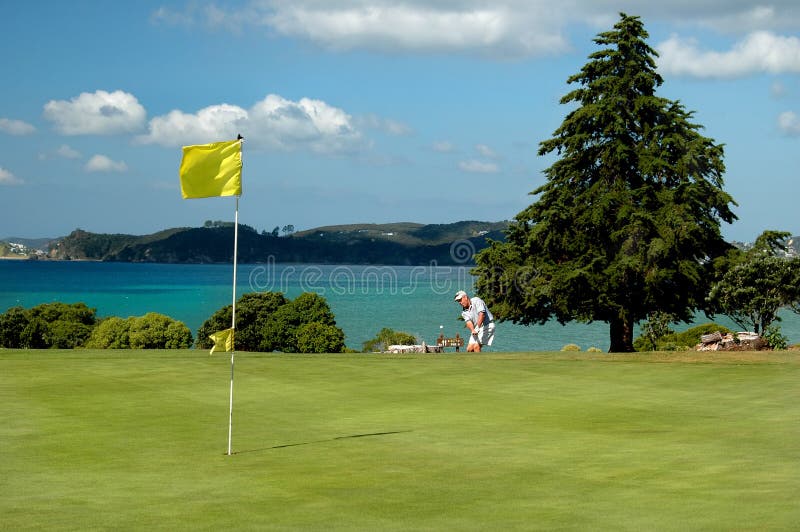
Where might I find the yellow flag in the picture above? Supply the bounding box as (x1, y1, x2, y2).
(179, 140, 242, 199)
(209, 328, 235, 354)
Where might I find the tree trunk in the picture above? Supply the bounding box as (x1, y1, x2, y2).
(609, 316, 634, 352)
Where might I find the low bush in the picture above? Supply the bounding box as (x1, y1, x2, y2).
(198, 291, 345, 353)
(363, 328, 417, 352)
(0, 302, 97, 349)
(296, 322, 346, 353)
(86, 317, 133, 349)
(635, 323, 733, 351)
(85, 313, 192, 349)
(762, 324, 788, 350)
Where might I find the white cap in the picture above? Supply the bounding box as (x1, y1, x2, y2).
(454, 290, 467, 301)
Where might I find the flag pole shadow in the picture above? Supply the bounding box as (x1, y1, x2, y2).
(229, 430, 413, 455)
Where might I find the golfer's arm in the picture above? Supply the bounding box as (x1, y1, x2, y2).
(474, 312, 485, 329)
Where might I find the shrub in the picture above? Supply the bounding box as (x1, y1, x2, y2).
(28, 302, 96, 326)
(35, 302, 97, 348)
(198, 291, 345, 353)
(20, 319, 48, 349)
(362, 328, 417, 352)
(265, 293, 337, 353)
(635, 322, 733, 351)
(586, 346, 602, 353)
(136, 313, 192, 349)
(639, 311, 675, 351)
(561, 344, 581, 351)
(164, 320, 194, 349)
(86, 317, 134, 349)
(762, 324, 788, 350)
(673, 323, 733, 347)
(86, 314, 192, 349)
(197, 292, 288, 351)
(296, 322, 345, 353)
(86, 312, 193, 349)
(0, 307, 30, 348)
(1, 302, 193, 350)
(45, 320, 95, 349)
(0, 302, 97, 349)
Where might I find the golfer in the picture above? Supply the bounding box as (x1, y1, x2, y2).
(454, 290, 495, 352)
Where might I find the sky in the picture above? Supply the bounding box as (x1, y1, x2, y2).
(1, 1, 799, 243)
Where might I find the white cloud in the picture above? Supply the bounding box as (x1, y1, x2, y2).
(459, 159, 499, 173)
(151, 2, 252, 32)
(56, 144, 81, 159)
(699, 5, 779, 33)
(265, 3, 567, 57)
(382, 119, 412, 136)
(578, 1, 800, 33)
(140, 104, 246, 147)
(156, 1, 569, 58)
(378, 118, 413, 137)
(151, 1, 800, 59)
(0, 167, 23, 185)
(771, 81, 788, 98)
(250, 95, 364, 153)
(0, 118, 35, 136)
(150, 5, 194, 26)
(778, 111, 800, 136)
(359, 114, 413, 135)
(138, 94, 365, 154)
(85, 155, 128, 173)
(43, 90, 146, 135)
(433, 141, 455, 153)
(669, 4, 800, 34)
(476, 144, 497, 158)
(658, 31, 800, 78)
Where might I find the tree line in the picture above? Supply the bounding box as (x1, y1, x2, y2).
(0, 302, 193, 350)
(48, 224, 504, 264)
(0, 293, 347, 353)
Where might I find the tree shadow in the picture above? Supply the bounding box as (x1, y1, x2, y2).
(231, 430, 413, 455)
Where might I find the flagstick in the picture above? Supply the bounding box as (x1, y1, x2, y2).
(227, 193, 240, 456)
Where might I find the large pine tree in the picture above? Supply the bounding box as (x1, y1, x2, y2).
(473, 13, 737, 352)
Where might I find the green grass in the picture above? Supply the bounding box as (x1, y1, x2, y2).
(2, 350, 799, 531)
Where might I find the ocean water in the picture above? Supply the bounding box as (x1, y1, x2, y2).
(2, 260, 798, 351)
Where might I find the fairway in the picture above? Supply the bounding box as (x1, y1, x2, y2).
(2, 350, 798, 530)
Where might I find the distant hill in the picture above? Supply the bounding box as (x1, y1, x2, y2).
(11, 225, 799, 264)
(44, 221, 510, 265)
(1, 237, 57, 251)
(0, 237, 55, 259)
(295, 221, 509, 246)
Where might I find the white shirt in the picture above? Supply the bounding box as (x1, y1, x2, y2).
(461, 296, 493, 328)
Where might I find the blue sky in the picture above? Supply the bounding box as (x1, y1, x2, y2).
(1, 1, 799, 242)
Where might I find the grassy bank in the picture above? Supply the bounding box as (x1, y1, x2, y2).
(2, 350, 798, 530)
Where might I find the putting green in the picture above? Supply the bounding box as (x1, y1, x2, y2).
(2, 350, 798, 530)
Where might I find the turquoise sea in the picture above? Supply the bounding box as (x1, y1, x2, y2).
(2, 260, 798, 351)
